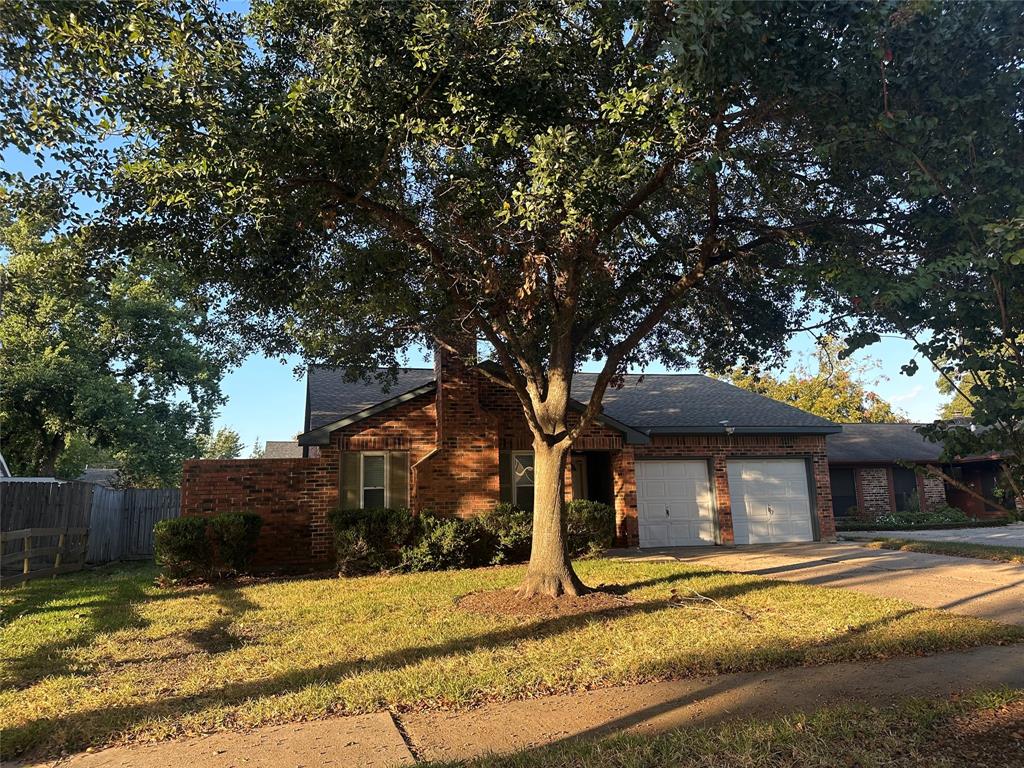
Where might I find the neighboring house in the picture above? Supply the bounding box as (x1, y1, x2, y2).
(825, 423, 1006, 521)
(78, 466, 121, 488)
(263, 440, 303, 459)
(183, 347, 841, 569)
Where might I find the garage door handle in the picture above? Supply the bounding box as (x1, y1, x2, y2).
(665, 508, 670, 516)
(767, 505, 774, 516)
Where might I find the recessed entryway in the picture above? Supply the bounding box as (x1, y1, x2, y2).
(635, 460, 716, 547)
(727, 459, 814, 544)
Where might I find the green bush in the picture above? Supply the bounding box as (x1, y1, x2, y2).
(875, 504, 971, 528)
(154, 516, 213, 578)
(478, 503, 533, 564)
(327, 507, 420, 575)
(208, 512, 263, 574)
(565, 499, 616, 556)
(399, 514, 495, 572)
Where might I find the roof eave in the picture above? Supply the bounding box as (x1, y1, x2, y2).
(297, 382, 437, 446)
(642, 425, 842, 436)
(566, 399, 650, 444)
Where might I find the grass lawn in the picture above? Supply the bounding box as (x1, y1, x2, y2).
(427, 689, 1024, 768)
(865, 538, 1024, 564)
(2, 559, 1022, 759)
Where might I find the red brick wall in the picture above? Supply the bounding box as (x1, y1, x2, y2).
(612, 434, 835, 546)
(180, 458, 337, 570)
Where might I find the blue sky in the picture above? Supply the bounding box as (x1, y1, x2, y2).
(218, 333, 948, 454)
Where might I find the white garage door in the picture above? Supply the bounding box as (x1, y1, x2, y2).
(636, 460, 716, 547)
(727, 459, 814, 544)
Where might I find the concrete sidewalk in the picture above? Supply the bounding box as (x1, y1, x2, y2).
(611, 542, 1024, 625)
(28, 646, 1024, 767)
(21, 712, 415, 768)
(842, 522, 1024, 547)
(404, 645, 1024, 762)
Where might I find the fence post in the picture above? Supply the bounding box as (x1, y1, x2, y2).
(22, 532, 31, 576)
(54, 530, 66, 576)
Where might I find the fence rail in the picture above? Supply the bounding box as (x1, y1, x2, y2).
(0, 526, 89, 583)
(1, 481, 180, 580)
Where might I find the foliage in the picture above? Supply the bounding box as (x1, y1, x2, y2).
(6, 1, 1022, 590)
(153, 516, 213, 579)
(727, 338, 907, 424)
(207, 512, 263, 574)
(198, 427, 245, 460)
(811, 5, 1024, 496)
(327, 507, 420, 575)
(477, 503, 533, 564)
(2, 561, 1020, 759)
(937, 373, 978, 420)
(0, 194, 232, 486)
(398, 514, 495, 573)
(874, 505, 971, 528)
(565, 500, 617, 557)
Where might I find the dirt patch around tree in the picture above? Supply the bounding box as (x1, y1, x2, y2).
(924, 698, 1024, 767)
(456, 588, 633, 619)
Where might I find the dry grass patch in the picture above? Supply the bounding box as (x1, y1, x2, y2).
(2, 559, 1021, 760)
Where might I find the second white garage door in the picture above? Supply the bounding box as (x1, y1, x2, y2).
(727, 459, 814, 544)
(636, 460, 716, 547)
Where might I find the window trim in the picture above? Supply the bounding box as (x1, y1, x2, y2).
(360, 451, 388, 509)
(510, 450, 535, 509)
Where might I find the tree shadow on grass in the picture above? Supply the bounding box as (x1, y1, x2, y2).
(7, 567, 1009, 761)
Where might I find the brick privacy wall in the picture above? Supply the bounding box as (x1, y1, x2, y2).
(612, 434, 835, 547)
(858, 466, 892, 517)
(180, 458, 338, 570)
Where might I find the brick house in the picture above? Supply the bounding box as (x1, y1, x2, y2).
(182, 349, 841, 569)
(825, 423, 1007, 522)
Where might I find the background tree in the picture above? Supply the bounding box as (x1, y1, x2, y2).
(819, 4, 1024, 500)
(198, 427, 245, 460)
(4, 2, 1017, 594)
(728, 339, 907, 424)
(0, 192, 233, 486)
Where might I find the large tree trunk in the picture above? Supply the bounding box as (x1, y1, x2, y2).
(518, 438, 588, 598)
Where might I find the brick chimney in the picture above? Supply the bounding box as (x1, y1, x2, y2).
(433, 337, 479, 445)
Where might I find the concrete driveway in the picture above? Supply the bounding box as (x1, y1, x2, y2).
(611, 542, 1024, 625)
(842, 521, 1024, 547)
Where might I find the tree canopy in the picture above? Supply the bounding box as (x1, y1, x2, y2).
(728, 340, 907, 425)
(0, 192, 233, 485)
(198, 427, 245, 460)
(4, 0, 1022, 592)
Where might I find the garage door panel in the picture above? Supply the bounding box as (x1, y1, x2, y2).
(727, 460, 814, 545)
(637, 460, 715, 547)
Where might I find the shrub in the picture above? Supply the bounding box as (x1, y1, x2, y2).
(208, 512, 263, 574)
(154, 516, 213, 578)
(327, 507, 420, 575)
(399, 514, 495, 572)
(565, 499, 616, 556)
(875, 504, 971, 528)
(477, 503, 533, 564)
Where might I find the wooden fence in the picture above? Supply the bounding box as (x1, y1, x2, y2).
(1, 481, 180, 581)
(0, 526, 89, 584)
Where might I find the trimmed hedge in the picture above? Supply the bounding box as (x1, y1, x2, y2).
(329, 501, 617, 575)
(327, 507, 421, 575)
(154, 512, 262, 579)
(154, 516, 211, 578)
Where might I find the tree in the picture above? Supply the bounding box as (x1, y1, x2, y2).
(4, 2, 1014, 595)
(937, 373, 978, 420)
(198, 427, 245, 460)
(728, 340, 907, 424)
(0, 193, 231, 486)
(818, 4, 1024, 500)
(250, 436, 265, 459)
